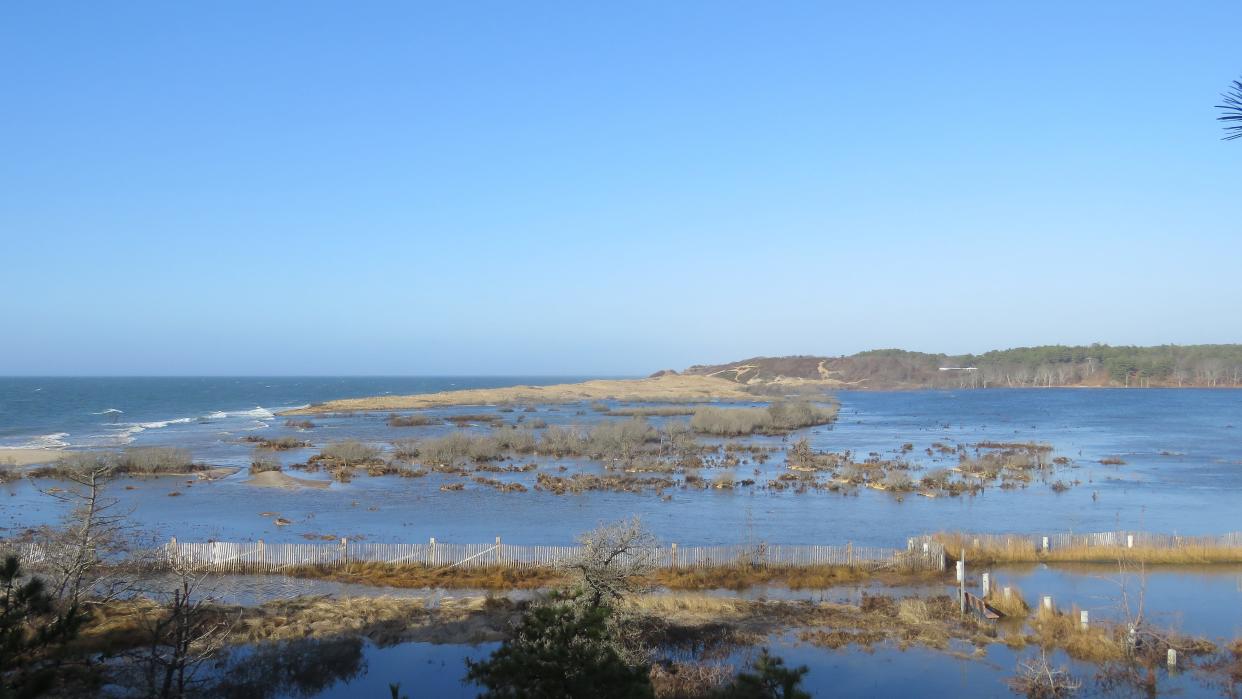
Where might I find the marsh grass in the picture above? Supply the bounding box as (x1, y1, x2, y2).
(284, 563, 564, 589)
(607, 406, 699, 417)
(985, 583, 1031, 618)
(933, 532, 1242, 565)
(649, 564, 940, 590)
(1030, 606, 1127, 662)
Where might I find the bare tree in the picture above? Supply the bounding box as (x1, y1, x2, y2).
(134, 565, 233, 699)
(33, 453, 134, 608)
(1218, 77, 1242, 140)
(563, 517, 659, 609)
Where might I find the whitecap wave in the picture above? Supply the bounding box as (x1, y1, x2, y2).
(207, 411, 229, 419)
(92, 408, 124, 415)
(235, 406, 275, 419)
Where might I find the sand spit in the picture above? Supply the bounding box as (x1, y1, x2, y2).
(246, 471, 332, 489)
(0, 448, 68, 467)
(282, 374, 761, 415)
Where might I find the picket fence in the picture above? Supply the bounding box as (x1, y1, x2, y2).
(154, 538, 946, 574)
(16, 529, 1239, 575)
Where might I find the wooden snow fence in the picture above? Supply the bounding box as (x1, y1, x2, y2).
(158, 538, 948, 574)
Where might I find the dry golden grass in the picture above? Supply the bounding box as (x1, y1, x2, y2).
(649, 662, 734, 698)
(277, 562, 942, 592)
(649, 564, 942, 590)
(625, 594, 751, 622)
(284, 374, 758, 414)
(985, 583, 1031, 618)
(933, 532, 1242, 565)
(75, 593, 515, 654)
(284, 562, 566, 589)
(1029, 605, 1126, 662)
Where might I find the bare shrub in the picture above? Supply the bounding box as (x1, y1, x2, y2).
(564, 518, 660, 608)
(690, 401, 836, 436)
(116, 447, 196, 474)
(1008, 651, 1081, 698)
(241, 436, 307, 450)
(249, 450, 281, 475)
(320, 441, 381, 466)
(386, 413, 437, 427)
(539, 426, 586, 457)
(417, 432, 501, 465)
(584, 418, 659, 461)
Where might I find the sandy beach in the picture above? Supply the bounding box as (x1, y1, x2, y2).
(0, 448, 68, 467)
(282, 374, 763, 415)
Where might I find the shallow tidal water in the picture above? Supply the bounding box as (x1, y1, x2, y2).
(4, 387, 1240, 546)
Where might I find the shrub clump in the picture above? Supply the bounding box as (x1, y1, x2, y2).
(690, 401, 837, 436)
(249, 450, 282, 474)
(319, 441, 382, 466)
(386, 413, 437, 427)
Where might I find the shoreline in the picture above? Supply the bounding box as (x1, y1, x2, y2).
(0, 448, 68, 467)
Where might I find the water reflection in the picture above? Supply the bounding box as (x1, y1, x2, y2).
(207, 638, 365, 699)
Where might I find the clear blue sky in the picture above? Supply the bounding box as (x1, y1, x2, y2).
(2, 1, 1239, 375)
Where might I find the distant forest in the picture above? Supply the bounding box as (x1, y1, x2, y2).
(682, 344, 1242, 389)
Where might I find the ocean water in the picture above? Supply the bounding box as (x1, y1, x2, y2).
(2, 380, 1240, 546)
(0, 376, 594, 449)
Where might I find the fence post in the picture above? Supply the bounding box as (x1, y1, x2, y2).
(1126, 534, 1134, 549)
(1042, 596, 1053, 612)
(341, 538, 348, 565)
(671, 543, 678, 569)
(496, 536, 503, 566)
(257, 539, 265, 572)
(168, 537, 178, 568)
(981, 572, 990, 597)
(958, 549, 966, 615)
(1167, 648, 1177, 668)
(1003, 586, 1012, 601)
(1079, 610, 1089, 630)
(1041, 536, 1050, 553)
(847, 541, 853, 568)
(429, 537, 436, 566)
